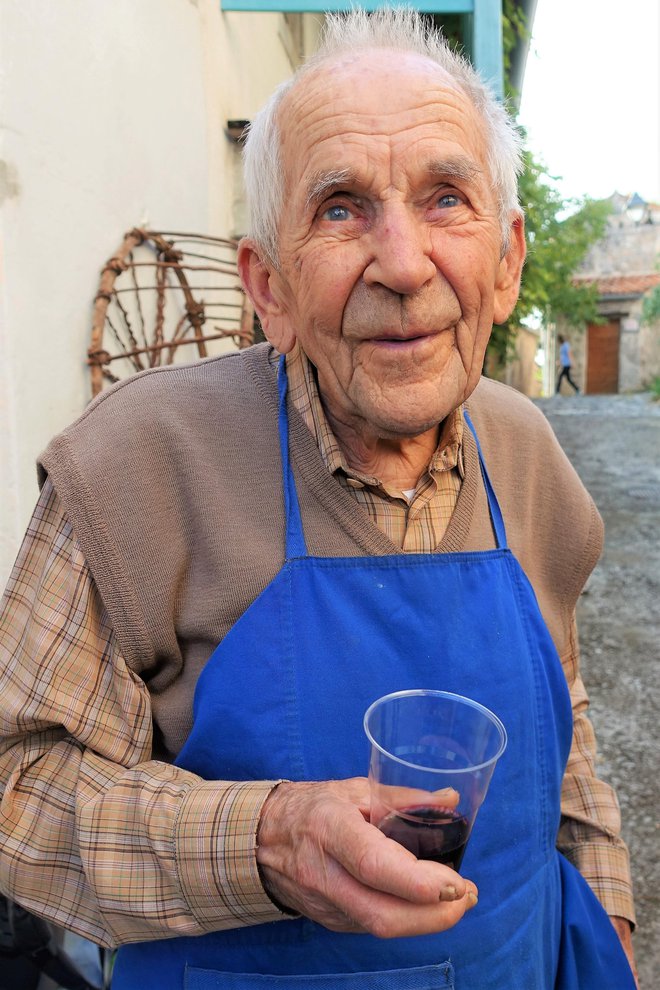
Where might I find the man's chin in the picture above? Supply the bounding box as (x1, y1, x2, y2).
(358, 403, 459, 441)
(356, 381, 467, 438)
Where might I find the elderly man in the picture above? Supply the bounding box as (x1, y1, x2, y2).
(0, 9, 636, 989)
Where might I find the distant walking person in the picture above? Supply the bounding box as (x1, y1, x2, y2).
(556, 335, 580, 393)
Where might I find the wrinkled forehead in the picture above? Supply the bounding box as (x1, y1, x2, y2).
(277, 49, 480, 180)
(280, 49, 467, 132)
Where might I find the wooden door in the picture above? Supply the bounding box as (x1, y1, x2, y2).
(586, 322, 620, 394)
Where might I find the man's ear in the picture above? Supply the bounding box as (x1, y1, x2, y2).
(237, 238, 297, 353)
(493, 215, 526, 325)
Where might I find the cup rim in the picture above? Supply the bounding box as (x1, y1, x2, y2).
(363, 688, 508, 774)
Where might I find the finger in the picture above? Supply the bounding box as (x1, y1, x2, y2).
(320, 855, 478, 939)
(432, 786, 460, 807)
(372, 784, 460, 814)
(257, 780, 469, 914)
(325, 805, 470, 904)
(263, 851, 478, 939)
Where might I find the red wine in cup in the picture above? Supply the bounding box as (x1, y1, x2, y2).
(379, 805, 470, 870)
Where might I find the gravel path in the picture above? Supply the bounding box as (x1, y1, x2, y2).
(535, 392, 660, 986)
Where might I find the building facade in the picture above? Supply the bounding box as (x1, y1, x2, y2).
(562, 193, 660, 395)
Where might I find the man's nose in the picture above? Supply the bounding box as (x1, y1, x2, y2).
(363, 206, 437, 295)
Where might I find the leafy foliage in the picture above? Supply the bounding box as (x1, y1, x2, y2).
(490, 151, 611, 363)
(488, 4, 611, 365)
(423, 6, 611, 367)
(641, 271, 660, 326)
(650, 375, 660, 401)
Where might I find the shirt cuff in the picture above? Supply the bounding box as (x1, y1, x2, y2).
(175, 779, 293, 931)
(559, 840, 636, 928)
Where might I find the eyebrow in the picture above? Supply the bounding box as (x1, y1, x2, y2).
(304, 169, 357, 213)
(303, 156, 482, 213)
(427, 156, 482, 184)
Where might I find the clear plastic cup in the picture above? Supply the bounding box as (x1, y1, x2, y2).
(364, 689, 507, 870)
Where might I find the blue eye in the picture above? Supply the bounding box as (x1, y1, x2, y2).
(322, 204, 352, 221)
(437, 193, 461, 208)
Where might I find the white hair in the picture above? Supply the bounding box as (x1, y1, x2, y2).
(242, 7, 523, 266)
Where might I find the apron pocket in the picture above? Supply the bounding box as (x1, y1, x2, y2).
(184, 961, 454, 989)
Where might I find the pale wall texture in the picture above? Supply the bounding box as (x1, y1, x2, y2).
(503, 326, 543, 398)
(0, 0, 317, 582)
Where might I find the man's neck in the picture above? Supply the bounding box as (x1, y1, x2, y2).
(285, 343, 452, 489)
(322, 409, 440, 489)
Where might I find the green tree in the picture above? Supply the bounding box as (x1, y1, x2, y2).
(409, 7, 611, 369)
(489, 151, 611, 364)
(487, 0, 611, 366)
(641, 262, 660, 325)
(433, 0, 609, 373)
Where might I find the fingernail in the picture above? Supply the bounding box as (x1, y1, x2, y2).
(439, 885, 458, 901)
(467, 891, 478, 909)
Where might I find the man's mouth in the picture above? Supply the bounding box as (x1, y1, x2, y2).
(367, 329, 442, 348)
(373, 334, 431, 343)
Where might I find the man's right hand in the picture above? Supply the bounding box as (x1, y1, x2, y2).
(256, 777, 478, 938)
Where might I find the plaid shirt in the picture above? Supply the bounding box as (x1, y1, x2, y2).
(0, 351, 634, 946)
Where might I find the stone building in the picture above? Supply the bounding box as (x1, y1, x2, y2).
(559, 193, 660, 394)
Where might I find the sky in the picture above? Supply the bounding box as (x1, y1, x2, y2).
(518, 0, 660, 205)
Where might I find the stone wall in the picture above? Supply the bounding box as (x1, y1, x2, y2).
(570, 194, 660, 393)
(583, 217, 659, 275)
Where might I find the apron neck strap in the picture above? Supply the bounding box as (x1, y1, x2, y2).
(463, 409, 508, 550)
(278, 355, 309, 559)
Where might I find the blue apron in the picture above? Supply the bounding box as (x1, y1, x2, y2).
(114, 360, 634, 989)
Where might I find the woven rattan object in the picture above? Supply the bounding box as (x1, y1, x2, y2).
(88, 228, 255, 397)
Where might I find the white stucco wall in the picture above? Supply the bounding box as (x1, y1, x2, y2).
(0, 0, 312, 582)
